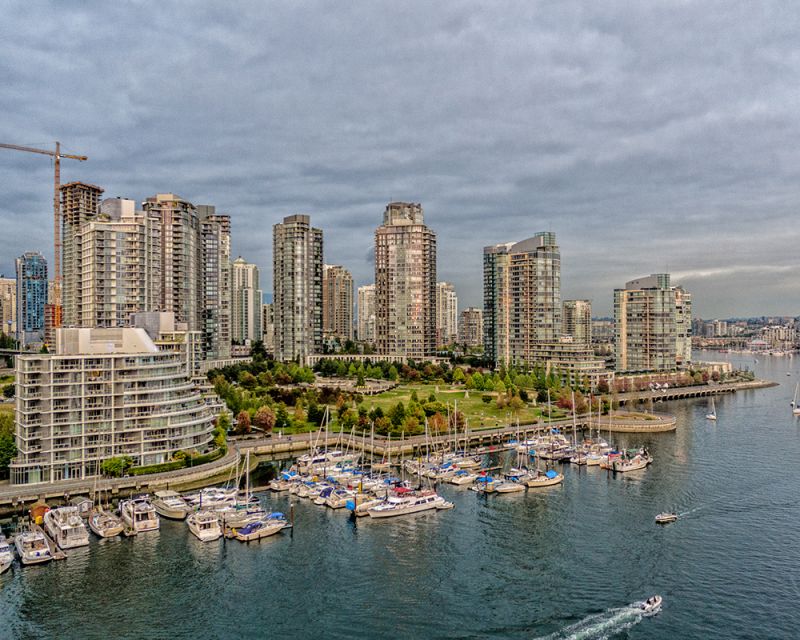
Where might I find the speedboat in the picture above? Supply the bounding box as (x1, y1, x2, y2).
(640, 595, 662, 614)
(655, 512, 678, 524)
(152, 491, 191, 520)
(187, 511, 222, 542)
(449, 470, 477, 485)
(88, 507, 124, 538)
(43, 506, 90, 549)
(184, 487, 237, 509)
(234, 513, 288, 541)
(120, 496, 160, 533)
(14, 528, 52, 565)
(0, 530, 14, 573)
(367, 489, 446, 518)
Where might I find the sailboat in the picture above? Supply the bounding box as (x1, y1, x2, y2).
(705, 397, 717, 421)
(792, 383, 800, 415)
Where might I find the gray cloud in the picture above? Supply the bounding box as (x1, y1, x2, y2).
(1, 1, 799, 318)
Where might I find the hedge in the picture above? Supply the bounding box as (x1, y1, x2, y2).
(128, 447, 226, 476)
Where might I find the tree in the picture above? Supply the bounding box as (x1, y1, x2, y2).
(388, 365, 399, 381)
(0, 414, 15, 479)
(389, 401, 406, 426)
(235, 410, 252, 435)
(495, 380, 506, 395)
(429, 412, 447, 433)
(2, 384, 13, 399)
(217, 412, 232, 433)
(452, 367, 465, 384)
(101, 456, 134, 477)
(356, 370, 366, 387)
(275, 404, 291, 430)
(252, 406, 276, 432)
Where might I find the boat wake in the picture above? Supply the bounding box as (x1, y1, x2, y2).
(534, 603, 655, 640)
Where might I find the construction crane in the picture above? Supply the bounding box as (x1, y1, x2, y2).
(0, 141, 88, 305)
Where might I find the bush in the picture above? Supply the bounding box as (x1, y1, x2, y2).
(482, 395, 492, 404)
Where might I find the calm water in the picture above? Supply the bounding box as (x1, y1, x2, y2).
(1, 352, 799, 639)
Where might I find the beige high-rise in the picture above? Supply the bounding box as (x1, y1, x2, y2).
(232, 257, 263, 344)
(198, 206, 232, 360)
(374, 202, 436, 358)
(0, 278, 16, 336)
(357, 284, 376, 344)
(458, 307, 483, 348)
(436, 281, 458, 347)
(562, 300, 592, 345)
(323, 265, 353, 342)
(273, 215, 323, 362)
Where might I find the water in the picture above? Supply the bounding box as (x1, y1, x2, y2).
(1, 352, 799, 639)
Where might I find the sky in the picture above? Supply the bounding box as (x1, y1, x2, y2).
(1, 1, 799, 318)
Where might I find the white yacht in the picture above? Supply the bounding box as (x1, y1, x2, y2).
(152, 491, 191, 520)
(185, 487, 237, 509)
(0, 530, 14, 573)
(120, 496, 160, 533)
(449, 470, 478, 485)
(43, 506, 90, 549)
(297, 450, 360, 474)
(234, 513, 288, 541)
(14, 529, 52, 565)
(88, 507, 124, 538)
(187, 511, 222, 542)
(367, 489, 446, 518)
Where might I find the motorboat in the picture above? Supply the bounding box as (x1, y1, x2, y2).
(187, 511, 222, 542)
(0, 530, 13, 573)
(120, 496, 160, 533)
(602, 449, 652, 472)
(297, 450, 360, 474)
(367, 489, 446, 518)
(639, 595, 662, 614)
(43, 506, 90, 549)
(325, 488, 355, 509)
(88, 507, 124, 538)
(524, 470, 564, 488)
(184, 487, 237, 509)
(14, 528, 52, 565)
(152, 491, 191, 520)
(234, 513, 289, 541)
(585, 453, 603, 466)
(348, 495, 386, 517)
(449, 470, 478, 485)
(655, 512, 678, 524)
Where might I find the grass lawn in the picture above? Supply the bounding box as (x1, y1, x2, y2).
(0, 403, 13, 416)
(356, 383, 564, 430)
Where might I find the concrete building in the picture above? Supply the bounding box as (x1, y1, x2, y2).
(614, 273, 692, 372)
(261, 303, 275, 352)
(562, 300, 592, 345)
(142, 193, 201, 331)
(16, 252, 48, 347)
(374, 202, 437, 358)
(483, 232, 561, 367)
(273, 215, 323, 362)
(231, 257, 263, 345)
(357, 284, 376, 344)
(10, 326, 216, 485)
(435, 282, 458, 347)
(322, 265, 354, 342)
(0, 278, 16, 337)
(61, 182, 104, 324)
(458, 307, 483, 349)
(199, 206, 232, 360)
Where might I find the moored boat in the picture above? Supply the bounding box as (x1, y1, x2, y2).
(14, 528, 52, 565)
(187, 511, 222, 542)
(120, 496, 160, 533)
(234, 513, 288, 541)
(367, 489, 446, 518)
(0, 530, 13, 573)
(43, 506, 90, 549)
(524, 469, 564, 488)
(88, 507, 124, 538)
(152, 490, 191, 520)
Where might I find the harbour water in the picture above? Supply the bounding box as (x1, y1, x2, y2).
(1, 352, 798, 639)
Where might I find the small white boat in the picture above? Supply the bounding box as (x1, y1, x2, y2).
(88, 508, 124, 538)
(0, 530, 13, 573)
(187, 511, 222, 542)
(367, 489, 446, 518)
(185, 487, 237, 509)
(234, 513, 288, 541)
(14, 528, 52, 565)
(705, 396, 717, 421)
(449, 470, 478, 485)
(43, 506, 90, 549)
(793, 383, 800, 415)
(639, 595, 662, 614)
(120, 496, 160, 533)
(152, 491, 191, 520)
(435, 500, 455, 510)
(655, 512, 678, 524)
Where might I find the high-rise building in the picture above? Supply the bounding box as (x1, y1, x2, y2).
(198, 206, 232, 360)
(458, 307, 483, 349)
(15, 252, 48, 347)
(614, 273, 692, 372)
(10, 326, 215, 485)
(77, 198, 161, 328)
(61, 181, 104, 324)
(435, 282, 458, 348)
(142, 193, 201, 331)
(273, 215, 323, 362)
(357, 284, 376, 344)
(562, 300, 592, 345)
(322, 265, 354, 343)
(261, 303, 275, 353)
(483, 232, 560, 367)
(0, 278, 16, 337)
(374, 202, 437, 358)
(231, 257, 263, 345)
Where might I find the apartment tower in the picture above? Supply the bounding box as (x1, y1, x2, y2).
(15, 252, 48, 347)
(357, 284, 376, 344)
(435, 282, 458, 348)
(562, 299, 592, 345)
(231, 257, 263, 345)
(322, 265, 354, 342)
(374, 202, 437, 358)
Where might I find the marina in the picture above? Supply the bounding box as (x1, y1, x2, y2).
(0, 354, 796, 638)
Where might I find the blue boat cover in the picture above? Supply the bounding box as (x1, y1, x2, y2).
(545, 470, 558, 479)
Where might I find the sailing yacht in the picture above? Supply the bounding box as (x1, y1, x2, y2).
(792, 383, 800, 415)
(705, 397, 717, 421)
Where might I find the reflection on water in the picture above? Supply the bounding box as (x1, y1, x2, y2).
(1, 351, 799, 638)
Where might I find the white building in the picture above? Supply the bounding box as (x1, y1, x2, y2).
(436, 281, 458, 347)
(357, 284, 376, 344)
(231, 257, 263, 345)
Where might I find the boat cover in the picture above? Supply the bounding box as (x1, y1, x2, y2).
(545, 470, 559, 479)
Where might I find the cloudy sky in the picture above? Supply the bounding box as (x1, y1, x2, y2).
(1, 1, 798, 318)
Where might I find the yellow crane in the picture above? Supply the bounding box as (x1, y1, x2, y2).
(0, 141, 88, 305)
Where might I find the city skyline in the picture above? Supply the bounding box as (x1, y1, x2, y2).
(2, 3, 800, 318)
